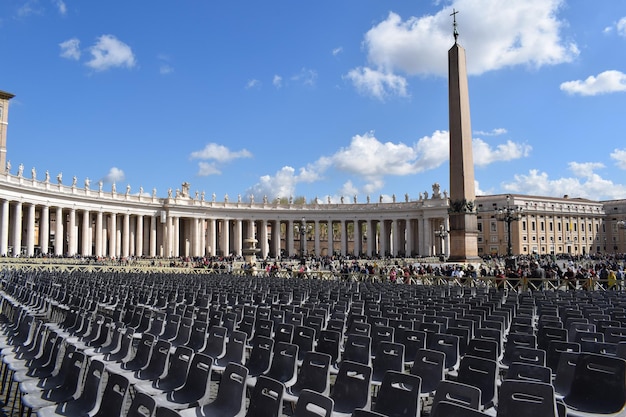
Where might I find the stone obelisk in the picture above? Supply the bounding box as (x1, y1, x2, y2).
(447, 11, 479, 262)
(0, 90, 15, 174)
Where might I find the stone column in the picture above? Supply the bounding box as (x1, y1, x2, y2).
(392, 219, 399, 257)
(122, 213, 130, 258)
(55, 207, 63, 256)
(367, 220, 375, 257)
(207, 218, 216, 257)
(40, 205, 49, 255)
(82, 209, 91, 256)
(272, 220, 281, 258)
(109, 213, 117, 259)
(233, 219, 242, 257)
(95, 211, 103, 257)
(26, 203, 35, 257)
(0, 200, 9, 256)
(286, 220, 294, 257)
(404, 219, 413, 256)
(353, 220, 361, 256)
(379, 219, 387, 257)
(136, 215, 144, 257)
(340, 220, 347, 256)
(327, 220, 333, 256)
(68, 208, 76, 256)
(11, 201, 22, 256)
(150, 215, 157, 257)
(173, 216, 180, 257)
(221, 219, 230, 256)
(257, 220, 265, 258)
(314, 221, 320, 257)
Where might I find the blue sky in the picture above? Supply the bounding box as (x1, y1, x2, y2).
(1, 0, 626, 203)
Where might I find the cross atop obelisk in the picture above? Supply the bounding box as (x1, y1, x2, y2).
(447, 11, 479, 262)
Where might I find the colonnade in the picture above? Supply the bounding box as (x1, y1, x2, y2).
(0, 198, 450, 259)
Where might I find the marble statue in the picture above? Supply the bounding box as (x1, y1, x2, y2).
(168, 188, 173, 198)
(126, 185, 131, 195)
(224, 194, 229, 203)
(379, 195, 383, 203)
(392, 194, 396, 203)
(432, 182, 441, 198)
(99, 181, 104, 192)
(31, 167, 36, 180)
(263, 195, 268, 204)
(57, 172, 62, 184)
(6, 160, 10, 172)
(341, 196, 344, 204)
(238, 194, 242, 203)
(212, 193, 216, 202)
(366, 195, 370, 204)
(405, 193, 409, 203)
(152, 188, 157, 198)
(84, 178, 90, 189)
(139, 186, 143, 195)
(72, 176, 77, 187)
(17, 163, 23, 177)
(353, 195, 357, 204)
(45, 171, 50, 183)
(111, 182, 116, 193)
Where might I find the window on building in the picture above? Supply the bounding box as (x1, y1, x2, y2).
(558, 223, 562, 232)
(522, 221, 527, 231)
(549, 222, 553, 231)
(491, 222, 497, 232)
(540, 221, 545, 231)
(477, 223, 483, 232)
(531, 221, 536, 231)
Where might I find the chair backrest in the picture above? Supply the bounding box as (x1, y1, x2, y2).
(216, 330, 247, 368)
(546, 340, 580, 373)
(170, 352, 213, 405)
(155, 346, 193, 392)
(68, 359, 105, 415)
(466, 339, 499, 361)
(207, 363, 248, 416)
(274, 322, 295, 344)
(564, 353, 626, 414)
(497, 380, 557, 417)
(246, 335, 274, 377)
(245, 376, 285, 417)
(410, 348, 445, 395)
(126, 391, 156, 417)
(293, 389, 334, 417)
(170, 317, 193, 347)
(426, 333, 459, 371)
(316, 329, 341, 366)
(265, 342, 299, 386)
(504, 362, 551, 384)
(342, 334, 371, 366)
(92, 372, 130, 417)
(125, 332, 156, 371)
(290, 351, 332, 397)
(430, 401, 491, 417)
(200, 325, 227, 359)
(137, 339, 171, 381)
(456, 355, 498, 409)
(372, 341, 405, 383)
(373, 370, 421, 417)
(293, 326, 316, 360)
(330, 360, 372, 414)
(431, 380, 481, 414)
(185, 320, 208, 351)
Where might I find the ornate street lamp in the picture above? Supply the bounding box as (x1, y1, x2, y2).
(435, 224, 449, 260)
(495, 195, 524, 257)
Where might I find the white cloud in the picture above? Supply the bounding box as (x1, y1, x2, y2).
(16, 1, 42, 18)
(246, 79, 260, 89)
(54, 0, 67, 15)
(474, 128, 507, 136)
(502, 162, 626, 200)
(157, 54, 173, 75)
(190, 143, 252, 177)
(346, 0, 577, 98)
(86, 35, 136, 71)
(332, 47, 343, 56)
(611, 149, 626, 170)
(197, 162, 222, 176)
(248, 130, 530, 198)
(344, 67, 408, 100)
(273, 75, 282, 88)
(560, 70, 626, 96)
(618, 17, 626, 37)
(473, 138, 532, 166)
(59, 38, 80, 60)
(246, 166, 308, 201)
(190, 143, 252, 162)
(101, 167, 125, 184)
(291, 68, 318, 86)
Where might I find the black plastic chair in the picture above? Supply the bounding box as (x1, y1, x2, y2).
(371, 341, 404, 386)
(154, 352, 213, 410)
(456, 355, 498, 411)
(213, 330, 247, 373)
(497, 380, 558, 417)
(107, 332, 155, 375)
(431, 380, 481, 415)
(330, 361, 372, 417)
(284, 351, 332, 404)
(409, 348, 445, 398)
(426, 333, 459, 373)
(341, 334, 371, 367)
(316, 330, 341, 370)
(293, 389, 334, 417)
(129, 339, 172, 385)
(274, 322, 295, 344)
(503, 362, 551, 384)
(293, 326, 316, 362)
(199, 325, 227, 359)
(185, 320, 208, 352)
(36, 359, 105, 417)
(430, 401, 490, 417)
(245, 376, 285, 417)
(245, 335, 274, 378)
(179, 362, 248, 417)
(373, 370, 421, 417)
(126, 391, 157, 417)
(135, 346, 193, 396)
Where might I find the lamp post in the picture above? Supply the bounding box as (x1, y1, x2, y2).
(435, 223, 449, 261)
(495, 195, 524, 257)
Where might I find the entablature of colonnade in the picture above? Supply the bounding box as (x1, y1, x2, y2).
(1, 171, 451, 220)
